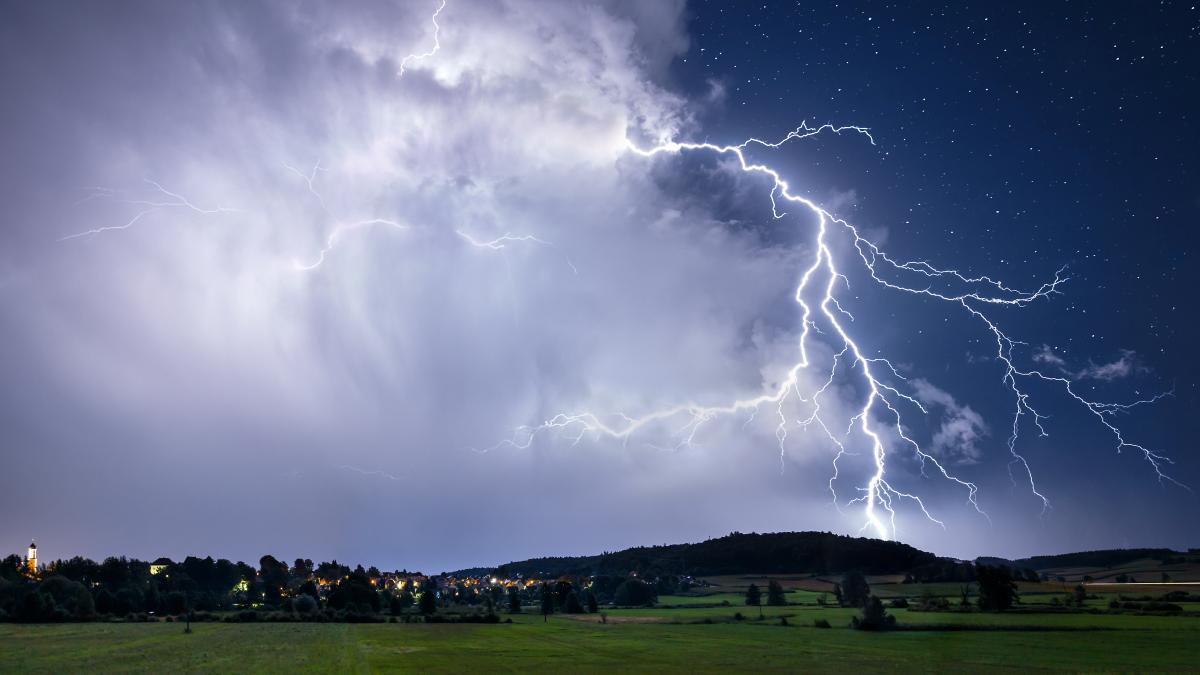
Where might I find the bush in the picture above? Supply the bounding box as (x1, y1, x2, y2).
(851, 596, 896, 631)
(1122, 601, 1182, 613)
(294, 595, 319, 615)
(613, 580, 656, 607)
(916, 589, 949, 611)
(813, 618, 831, 629)
(890, 598, 909, 609)
(563, 591, 584, 614)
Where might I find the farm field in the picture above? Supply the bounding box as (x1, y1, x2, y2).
(3, 600, 1198, 674)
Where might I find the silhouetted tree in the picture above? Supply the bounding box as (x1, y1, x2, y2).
(259, 555, 290, 607)
(976, 565, 1019, 611)
(291, 558, 314, 579)
(766, 580, 787, 606)
(143, 582, 160, 613)
(418, 583, 438, 615)
(294, 594, 319, 615)
(39, 576, 93, 618)
(507, 586, 522, 614)
(0, 555, 25, 582)
(851, 595, 895, 630)
(613, 579, 655, 606)
(164, 591, 189, 615)
(94, 588, 115, 615)
(553, 579, 574, 609)
(1072, 584, 1088, 607)
(540, 584, 555, 622)
(114, 587, 143, 614)
(17, 591, 46, 622)
(745, 583, 763, 618)
(840, 571, 870, 608)
(316, 560, 349, 582)
(563, 590, 584, 613)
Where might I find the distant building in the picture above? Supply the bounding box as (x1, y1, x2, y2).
(150, 558, 174, 575)
(26, 541, 37, 575)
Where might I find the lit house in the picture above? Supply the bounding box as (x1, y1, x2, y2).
(26, 541, 37, 575)
(150, 558, 174, 575)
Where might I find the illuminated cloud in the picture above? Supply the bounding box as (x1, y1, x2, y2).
(912, 380, 987, 466)
(0, 0, 1186, 569)
(1032, 344, 1067, 368)
(1075, 350, 1145, 382)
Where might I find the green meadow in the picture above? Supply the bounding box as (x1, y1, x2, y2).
(3, 590, 1198, 674)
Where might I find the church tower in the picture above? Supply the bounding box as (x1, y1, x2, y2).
(26, 541, 37, 575)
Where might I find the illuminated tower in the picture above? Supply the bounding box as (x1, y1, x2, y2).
(26, 541, 37, 575)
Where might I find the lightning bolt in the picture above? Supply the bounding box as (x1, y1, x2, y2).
(488, 121, 1180, 540)
(59, 180, 239, 241)
(338, 464, 401, 481)
(292, 218, 409, 271)
(398, 0, 446, 78)
(284, 160, 328, 213)
(456, 230, 578, 274)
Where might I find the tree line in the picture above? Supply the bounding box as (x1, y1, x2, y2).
(0, 551, 680, 623)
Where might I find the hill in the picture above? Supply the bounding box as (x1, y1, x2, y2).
(479, 531, 940, 578)
(1008, 548, 1184, 571)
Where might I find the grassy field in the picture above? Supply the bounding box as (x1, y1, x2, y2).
(3, 602, 1198, 674)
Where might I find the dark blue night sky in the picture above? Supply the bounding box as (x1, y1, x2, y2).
(668, 0, 1197, 539)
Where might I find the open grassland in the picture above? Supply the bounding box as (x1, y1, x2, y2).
(3, 605, 1199, 674)
(1037, 557, 1200, 583)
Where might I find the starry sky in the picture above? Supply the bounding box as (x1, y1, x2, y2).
(0, 1, 1195, 573)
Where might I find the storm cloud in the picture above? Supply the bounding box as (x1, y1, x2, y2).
(0, 1, 1191, 572)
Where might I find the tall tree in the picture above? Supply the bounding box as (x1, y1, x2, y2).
(258, 555, 290, 607)
(540, 584, 555, 622)
(976, 565, 1019, 611)
(613, 579, 655, 607)
(745, 583, 763, 618)
(839, 572, 870, 608)
(851, 595, 895, 631)
(418, 582, 438, 615)
(563, 590, 584, 613)
(766, 580, 787, 606)
(507, 586, 522, 614)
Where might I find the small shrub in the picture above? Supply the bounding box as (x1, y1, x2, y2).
(734, 612, 744, 621)
(851, 596, 896, 631)
(778, 617, 789, 626)
(813, 618, 831, 629)
(890, 598, 909, 609)
(294, 595, 318, 616)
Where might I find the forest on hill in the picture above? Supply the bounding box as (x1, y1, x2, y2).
(490, 531, 941, 578)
